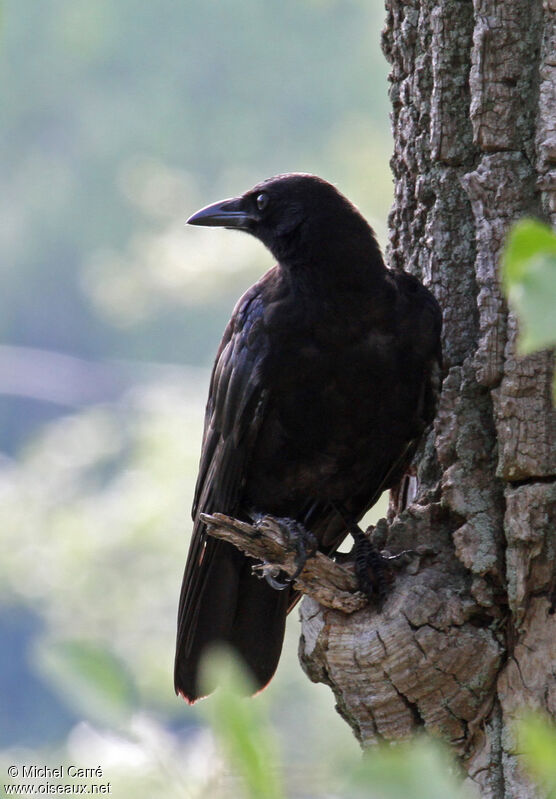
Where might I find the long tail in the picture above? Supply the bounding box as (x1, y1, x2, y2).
(174, 536, 290, 702)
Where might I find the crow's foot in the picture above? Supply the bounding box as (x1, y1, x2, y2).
(253, 516, 318, 591)
(329, 504, 394, 604)
(353, 531, 392, 604)
(353, 532, 426, 604)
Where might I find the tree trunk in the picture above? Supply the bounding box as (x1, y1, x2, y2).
(298, 1, 556, 796)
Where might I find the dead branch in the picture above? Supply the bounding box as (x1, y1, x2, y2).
(200, 512, 367, 613)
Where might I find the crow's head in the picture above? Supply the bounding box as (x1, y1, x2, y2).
(187, 173, 379, 268)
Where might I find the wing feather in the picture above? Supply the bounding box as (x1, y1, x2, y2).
(175, 283, 270, 694)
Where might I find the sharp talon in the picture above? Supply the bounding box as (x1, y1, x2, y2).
(252, 561, 292, 590)
(264, 573, 291, 591)
(253, 517, 318, 591)
(276, 517, 317, 581)
(384, 548, 419, 560)
(383, 548, 419, 566)
(290, 550, 308, 581)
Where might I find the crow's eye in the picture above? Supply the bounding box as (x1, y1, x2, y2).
(256, 192, 269, 212)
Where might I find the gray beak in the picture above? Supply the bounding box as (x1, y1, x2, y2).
(186, 197, 256, 229)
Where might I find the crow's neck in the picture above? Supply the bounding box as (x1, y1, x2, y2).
(280, 224, 388, 300)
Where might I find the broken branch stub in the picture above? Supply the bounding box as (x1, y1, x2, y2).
(200, 511, 367, 613)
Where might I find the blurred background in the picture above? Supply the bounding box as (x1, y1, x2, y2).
(1, 1, 393, 795)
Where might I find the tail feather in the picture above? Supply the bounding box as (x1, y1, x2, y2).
(174, 538, 289, 702)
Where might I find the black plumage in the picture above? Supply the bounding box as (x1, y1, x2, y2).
(175, 174, 442, 702)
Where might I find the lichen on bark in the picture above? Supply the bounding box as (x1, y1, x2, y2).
(298, 2, 556, 797)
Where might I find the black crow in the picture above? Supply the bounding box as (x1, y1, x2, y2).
(175, 173, 442, 702)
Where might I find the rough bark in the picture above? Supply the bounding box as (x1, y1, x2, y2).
(201, 511, 434, 613)
(298, 2, 556, 798)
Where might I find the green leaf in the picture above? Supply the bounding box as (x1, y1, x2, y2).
(199, 648, 285, 799)
(346, 737, 472, 799)
(36, 639, 136, 726)
(517, 712, 556, 799)
(501, 219, 556, 355)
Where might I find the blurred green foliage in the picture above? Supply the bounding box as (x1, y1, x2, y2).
(518, 713, 556, 799)
(348, 741, 470, 799)
(36, 639, 136, 729)
(197, 655, 556, 799)
(198, 652, 475, 799)
(2, 0, 392, 366)
(0, 382, 202, 714)
(501, 219, 556, 356)
(501, 218, 556, 400)
(200, 651, 285, 799)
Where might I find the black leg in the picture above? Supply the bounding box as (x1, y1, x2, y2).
(330, 502, 420, 605)
(252, 516, 318, 591)
(352, 529, 390, 603)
